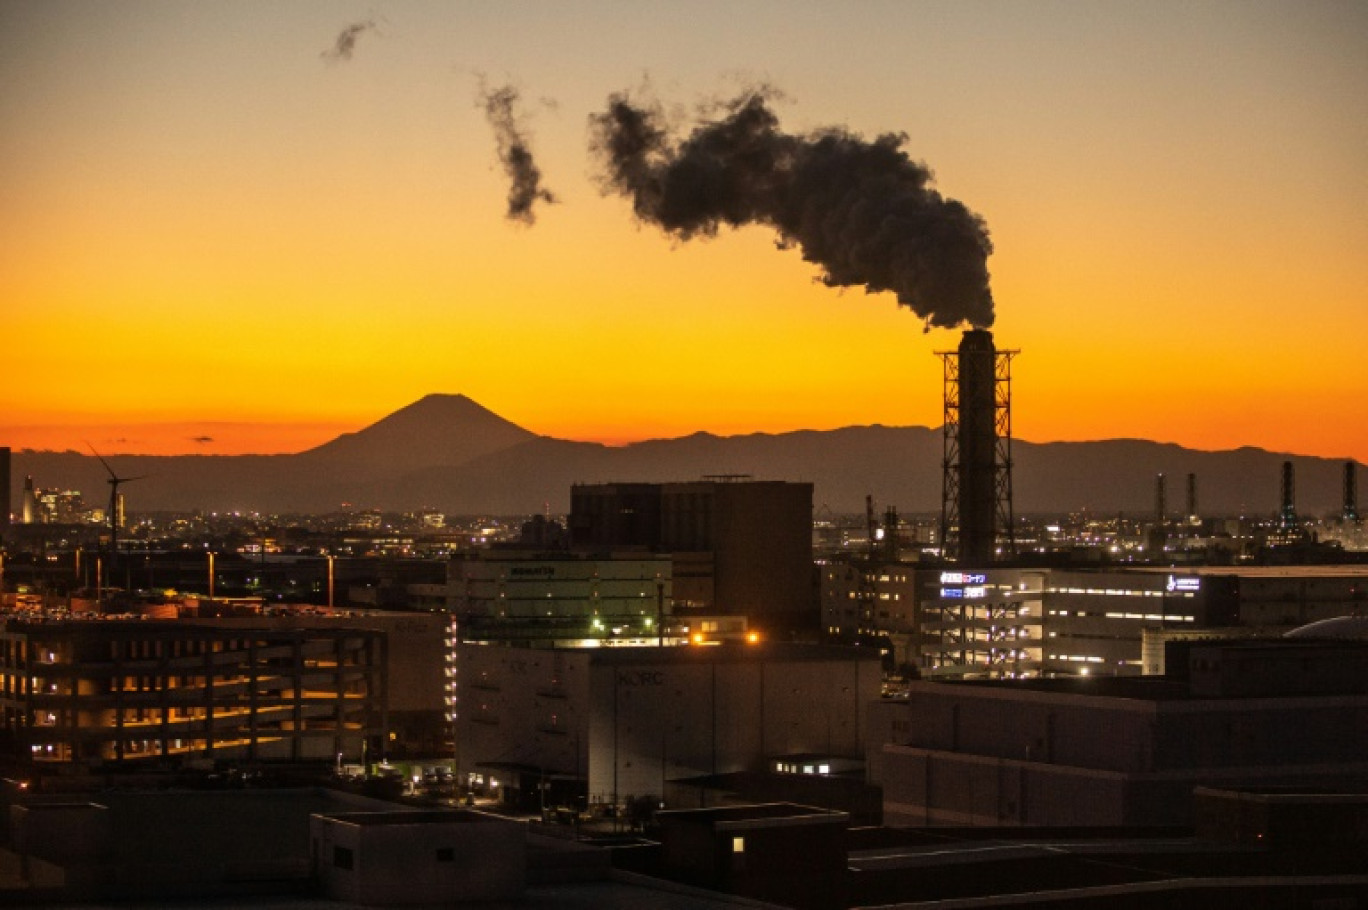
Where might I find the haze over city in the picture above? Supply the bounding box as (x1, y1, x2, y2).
(3, 1, 1365, 461)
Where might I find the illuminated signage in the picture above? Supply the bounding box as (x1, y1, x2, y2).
(1166, 575, 1201, 593)
(940, 572, 987, 585)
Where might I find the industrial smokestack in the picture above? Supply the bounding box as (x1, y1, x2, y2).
(939, 329, 1015, 565)
(21, 476, 36, 525)
(0, 446, 9, 536)
(957, 329, 998, 564)
(1280, 460, 1298, 528)
(1345, 461, 1359, 523)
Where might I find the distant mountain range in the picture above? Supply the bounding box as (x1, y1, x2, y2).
(6, 394, 1360, 518)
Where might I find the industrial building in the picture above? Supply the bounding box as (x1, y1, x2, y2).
(0, 617, 387, 765)
(453, 641, 881, 814)
(569, 479, 816, 634)
(447, 551, 676, 645)
(311, 809, 527, 905)
(868, 640, 1368, 828)
(1041, 569, 1239, 676)
(822, 563, 1368, 679)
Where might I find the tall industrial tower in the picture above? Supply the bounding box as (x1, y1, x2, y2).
(939, 329, 1017, 565)
(1344, 461, 1359, 523)
(1279, 461, 1299, 529)
(0, 446, 9, 538)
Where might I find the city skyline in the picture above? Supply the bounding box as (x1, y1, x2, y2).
(3, 1, 1365, 460)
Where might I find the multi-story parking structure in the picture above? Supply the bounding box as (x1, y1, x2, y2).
(919, 568, 1046, 679)
(1, 617, 386, 765)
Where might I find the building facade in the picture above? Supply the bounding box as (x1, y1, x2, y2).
(569, 480, 816, 634)
(868, 641, 1368, 827)
(448, 552, 674, 645)
(454, 642, 882, 812)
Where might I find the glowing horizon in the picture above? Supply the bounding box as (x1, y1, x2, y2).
(3, 2, 1365, 464)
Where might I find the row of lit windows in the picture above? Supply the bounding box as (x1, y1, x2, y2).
(1047, 587, 1194, 598)
(1049, 609, 1196, 623)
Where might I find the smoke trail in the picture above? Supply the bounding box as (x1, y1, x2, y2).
(322, 19, 377, 63)
(589, 89, 994, 329)
(479, 83, 557, 224)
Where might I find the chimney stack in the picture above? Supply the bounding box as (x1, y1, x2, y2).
(939, 330, 1016, 565)
(1279, 461, 1298, 529)
(1345, 461, 1359, 523)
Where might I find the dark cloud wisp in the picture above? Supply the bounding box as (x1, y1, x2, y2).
(479, 83, 557, 224)
(322, 19, 378, 63)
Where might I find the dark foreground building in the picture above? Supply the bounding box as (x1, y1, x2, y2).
(869, 640, 1368, 827)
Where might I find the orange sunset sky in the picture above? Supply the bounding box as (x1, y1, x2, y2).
(2, 1, 1365, 460)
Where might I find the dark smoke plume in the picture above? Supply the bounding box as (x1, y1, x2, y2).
(479, 83, 557, 224)
(589, 89, 994, 329)
(321, 19, 377, 63)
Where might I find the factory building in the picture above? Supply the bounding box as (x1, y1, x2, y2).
(453, 641, 881, 813)
(569, 479, 816, 635)
(869, 640, 1368, 828)
(1042, 569, 1239, 676)
(822, 564, 1368, 679)
(0, 617, 386, 765)
(447, 551, 677, 646)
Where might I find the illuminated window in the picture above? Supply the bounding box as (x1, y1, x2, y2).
(732, 836, 745, 854)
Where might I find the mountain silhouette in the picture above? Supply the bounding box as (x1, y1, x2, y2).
(296, 394, 538, 476)
(6, 397, 1361, 518)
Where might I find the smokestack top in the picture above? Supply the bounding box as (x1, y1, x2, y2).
(959, 328, 995, 354)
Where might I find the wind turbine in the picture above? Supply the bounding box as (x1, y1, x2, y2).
(87, 444, 147, 573)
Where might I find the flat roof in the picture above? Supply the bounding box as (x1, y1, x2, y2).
(582, 641, 883, 666)
(1127, 565, 1368, 579)
(315, 809, 505, 827)
(935, 676, 1194, 701)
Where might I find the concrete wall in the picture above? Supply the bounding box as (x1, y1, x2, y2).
(588, 649, 879, 806)
(870, 679, 1368, 827)
(456, 645, 591, 798)
(312, 810, 525, 905)
(456, 644, 881, 811)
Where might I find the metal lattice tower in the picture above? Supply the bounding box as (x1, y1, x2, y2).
(939, 330, 1017, 565)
